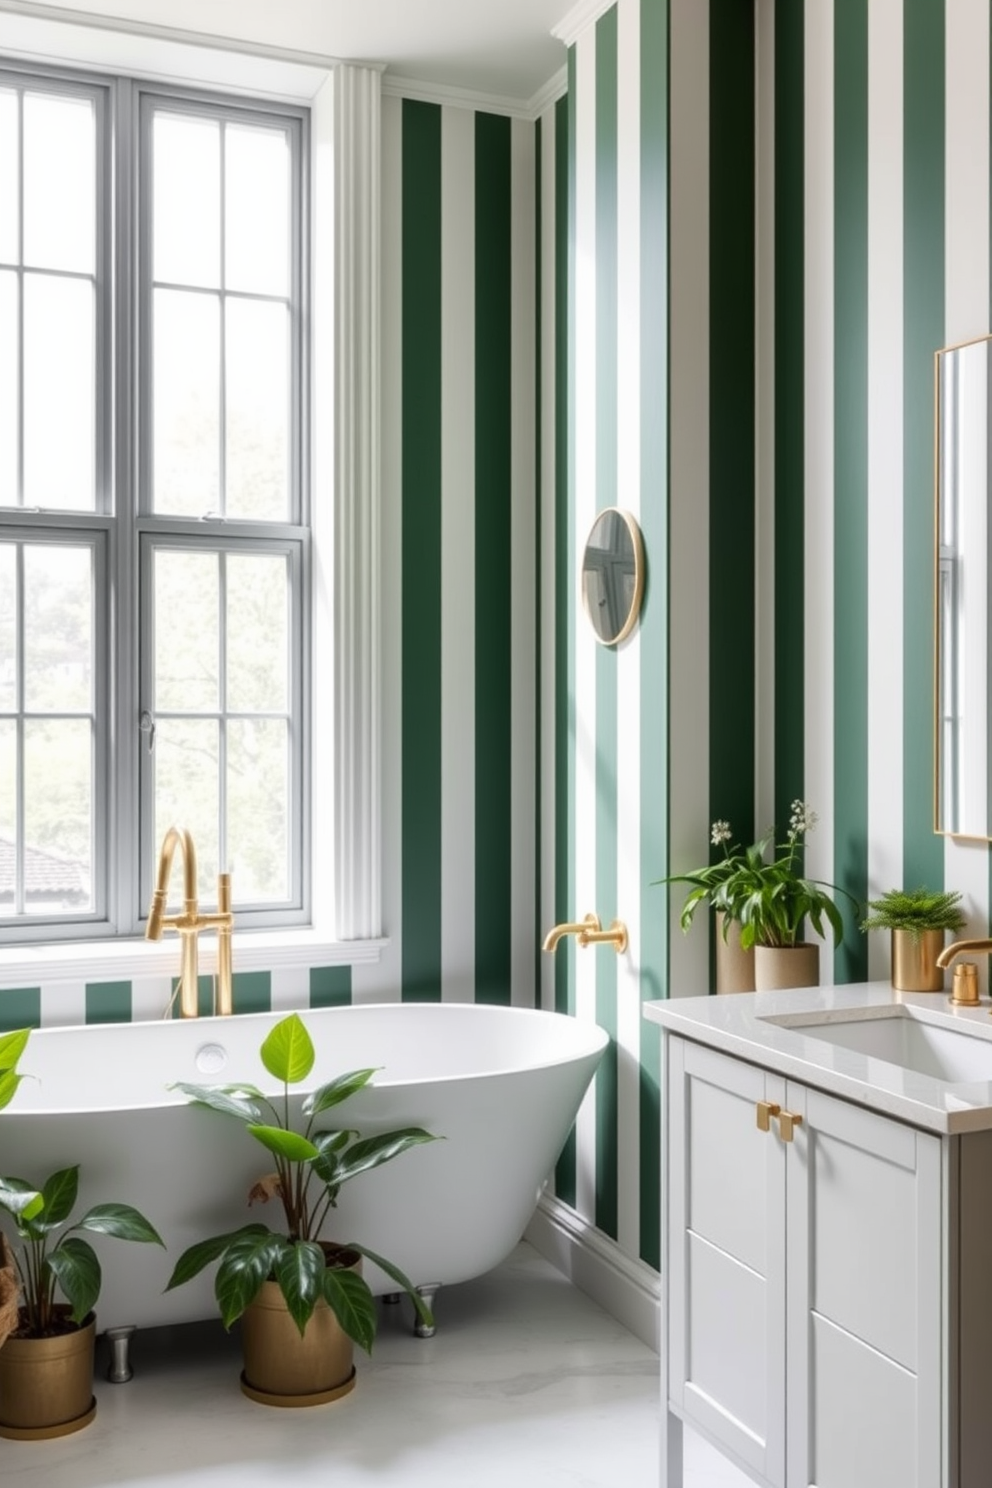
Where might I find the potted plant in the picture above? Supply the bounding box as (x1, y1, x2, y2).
(165, 1012, 439, 1406)
(655, 822, 761, 993)
(731, 802, 855, 991)
(861, 887, 966, 992)
(0, 1165, 163, 1439)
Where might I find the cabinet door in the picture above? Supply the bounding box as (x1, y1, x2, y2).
(784, 1083, 942, 1488)
(668, 1038, 788, 1487)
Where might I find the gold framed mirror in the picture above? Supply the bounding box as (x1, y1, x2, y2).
(581, 508, 645, 646)
(935, 331, 992, 841)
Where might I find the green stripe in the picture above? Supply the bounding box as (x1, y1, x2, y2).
(85, 980, 131, 1024)
(309, 965, 352, 1008)
(401, 100, 443, 1002)
(0, 987, 40, 1033)
(475, 112, 513, 1007)
(555, 67, 576, 1207)
(232, 971, 271, 1015)
(595, 3, 619, 1242)
(833, 0, 869, 982)
(903, 1, 945, 891)
(774, 0, 805, 829)
(709, 0, 756, 929)
(639, 0, 668, 1271)
(535, 114, 543, 1009)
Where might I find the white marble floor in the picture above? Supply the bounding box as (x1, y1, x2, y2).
(1, 1243, 750, 1488)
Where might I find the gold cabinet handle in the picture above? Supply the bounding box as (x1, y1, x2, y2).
(776, 1109, 803, 1142)
(756, 1100, 781, 1132)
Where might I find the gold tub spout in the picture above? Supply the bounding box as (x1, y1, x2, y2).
(145, 826, 234, 1017)
(542, 913, 628, 955)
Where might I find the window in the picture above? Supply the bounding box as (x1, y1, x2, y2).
(0, 64, 309, 943)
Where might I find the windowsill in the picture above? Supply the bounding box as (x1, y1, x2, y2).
(0, 927, 388, 988)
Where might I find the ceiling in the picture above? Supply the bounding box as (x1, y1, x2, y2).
(4, 0, 577, 105)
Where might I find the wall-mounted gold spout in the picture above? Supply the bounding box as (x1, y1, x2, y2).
(145, 825, 234, 1017)
(542, 913, 628, 955)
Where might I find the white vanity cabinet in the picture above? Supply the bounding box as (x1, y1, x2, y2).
(661, 1034, 992, 1488)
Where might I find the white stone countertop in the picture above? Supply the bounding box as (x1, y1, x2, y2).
(643, 980, 992, 1134)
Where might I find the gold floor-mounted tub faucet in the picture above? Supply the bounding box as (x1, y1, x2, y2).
(145, 825, 234, 1018)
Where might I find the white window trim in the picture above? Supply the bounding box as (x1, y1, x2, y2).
(0, 15, 385, 982)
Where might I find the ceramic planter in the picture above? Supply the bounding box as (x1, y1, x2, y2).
(714, 911, 756, 994)
(754, 943, 820, 992)
(891, 928, 946, 992)
(0, 1311, 96, 1440)
(240, 1254, 361, 1407)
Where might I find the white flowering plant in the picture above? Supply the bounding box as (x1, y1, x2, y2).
(730, 802, 854, 950)
(655, 820, 768, 938)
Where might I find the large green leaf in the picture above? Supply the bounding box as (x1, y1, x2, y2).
(0, 1028, 29, 1073)
(332, 1128, 438, 1186)
(215, 1230, 287, 1329)
(0, 1176, 42, 1223)
(260, 1013, 314, 1086)
(47, 1236, 100, 1324)
(169, 1082, 262, 1124)
(77, 1203, 164, 1246)
(310, 1129, 357, 1186)
(321, 1265, 377, 1353)
(345, 1242, 435, 1331)
(0, 1069, 24, 1112)
(247, 1125, 319, 1162)
(37, 1166, 79, 1230)
(165, 1224, 269, 1290)
(274, 1240, 325, 1337)
(301, 1069, 378, 1118)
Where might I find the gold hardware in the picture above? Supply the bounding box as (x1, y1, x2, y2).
(777, 1110, 803, 1143)
(145, 825, 234, 1018)
(756, 1100, 781, 1132)
(937, 938, 992, 969)
(950, 961, 980, 1006)
(542, 913, 628, 955)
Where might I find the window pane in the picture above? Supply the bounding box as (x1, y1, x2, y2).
(0, 546, 14, 712)
(227, 553, 288, 712)
(23, 273, 94, 510)
(152, 288, 220, 515)
(23, 92, 94, 275)
(0, 720, 13, 882)
(0, 271, 17, 505)
(23, 545, 92, 713)
(228, 717, 288, 902)
(153, 112, 220, 289)
(0, 90, 17, 265)
(154, 550, 219, 712)
(24, 716, 92, 914)
(226, 298, 289, 520)
(225, 123, 290, 296)
(154, 717, 219, 903)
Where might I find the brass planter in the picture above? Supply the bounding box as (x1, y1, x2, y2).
(754, 943, 820, 992)
(891, 928, 946, 992)
(0, 1311, 96, 1440)
(240, 1257, 360, 1407)
(714, 911, 756, 994)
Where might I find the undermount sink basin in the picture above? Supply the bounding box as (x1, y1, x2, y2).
(767, 1010, 992, 1084)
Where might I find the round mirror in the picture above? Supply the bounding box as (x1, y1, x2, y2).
(581, 508, 645, 645)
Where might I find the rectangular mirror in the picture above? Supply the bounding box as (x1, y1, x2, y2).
(935, 332, 992, 840)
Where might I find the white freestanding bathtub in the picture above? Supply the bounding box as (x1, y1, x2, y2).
(0, 1003, 607, 1332)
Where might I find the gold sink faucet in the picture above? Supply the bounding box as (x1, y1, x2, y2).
(935, 938, 992, 1006)
(145, 825, 234, 1017)
(542, 912, 628, 955)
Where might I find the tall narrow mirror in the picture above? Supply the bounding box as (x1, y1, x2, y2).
(935, 332, 992, 841)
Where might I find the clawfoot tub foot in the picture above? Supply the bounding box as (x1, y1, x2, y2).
(414, 1283, 441, 1338)
(105, 1325, 136, 1382)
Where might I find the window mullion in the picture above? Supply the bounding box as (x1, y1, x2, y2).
(15, 88, 23, 509)
(13, 545, 24, 916)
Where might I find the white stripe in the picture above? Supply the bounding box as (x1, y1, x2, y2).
(755, 0, 776, 830)
(615, 0, 641, 1261)
(510, 116, 537, 1010)
(943, 0, 991, 976)
(41, 980, 86, 1028)
(803, 0, 835, 976)
(866, 0, 904, 979)
(130, 974, 173, 1022)
(270, 964, 308, 1012)
(539, 104, 558, 1017)
(668, 0, 710, 1000)
(354, 91, 403, 1003)
(439, 105, 476, 1005)
(573, 27, 598, 1225)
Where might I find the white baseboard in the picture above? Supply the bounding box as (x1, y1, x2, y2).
(525, 1193, 660, 1353)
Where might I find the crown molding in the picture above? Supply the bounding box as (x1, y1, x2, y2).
(528, 64, 567, 118)
(383, 63, 567, 123)
(552, 0, 616, 48)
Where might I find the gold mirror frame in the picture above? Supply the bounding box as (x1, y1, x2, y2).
(934, 331, 992, 842)
(580, 508, 645, 646)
